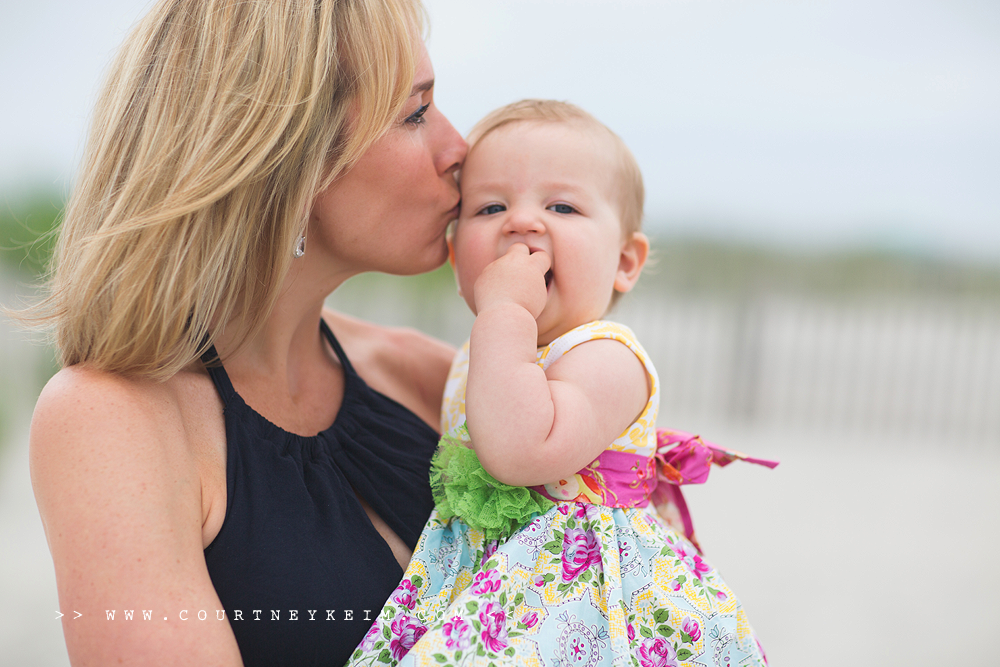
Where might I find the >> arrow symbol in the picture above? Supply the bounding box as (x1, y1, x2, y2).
(74, 611, 83, 619)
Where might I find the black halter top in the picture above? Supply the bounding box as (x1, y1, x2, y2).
(202, 319, 439, 666)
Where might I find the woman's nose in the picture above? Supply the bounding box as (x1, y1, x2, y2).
(434, 111, 467, 177)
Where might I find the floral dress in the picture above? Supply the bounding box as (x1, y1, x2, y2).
(347, 321, 770, 667)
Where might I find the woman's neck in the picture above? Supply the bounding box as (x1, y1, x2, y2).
(213, 251, 357, 390)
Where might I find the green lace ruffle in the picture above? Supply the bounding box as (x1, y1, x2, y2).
(430, 425, 555, 542)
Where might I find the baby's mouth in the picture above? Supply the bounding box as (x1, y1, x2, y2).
(544, 269, 553, 290)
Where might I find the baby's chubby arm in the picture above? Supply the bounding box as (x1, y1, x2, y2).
(466, 243, 648, 487)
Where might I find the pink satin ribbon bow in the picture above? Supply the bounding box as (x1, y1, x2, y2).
(651, 429, 779, 551)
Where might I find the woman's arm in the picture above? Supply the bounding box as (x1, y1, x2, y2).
(465, 245, 648, 487)
(30, 367, 243, 666)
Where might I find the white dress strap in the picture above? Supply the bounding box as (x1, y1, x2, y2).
(440, 341, 471, 435)
(441, 320, 660, 455)
(537, 320, 660, 454)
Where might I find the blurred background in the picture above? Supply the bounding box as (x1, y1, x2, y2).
(2, 0, 998, 665)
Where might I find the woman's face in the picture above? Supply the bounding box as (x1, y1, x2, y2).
(310, 43, 466, 277)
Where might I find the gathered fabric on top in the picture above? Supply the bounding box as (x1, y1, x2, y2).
(202, 319, 439, 667)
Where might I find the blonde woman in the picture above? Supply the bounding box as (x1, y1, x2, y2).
(24, 0, 466, 664)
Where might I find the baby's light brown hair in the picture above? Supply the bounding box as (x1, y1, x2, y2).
(465, 99, 645, 239)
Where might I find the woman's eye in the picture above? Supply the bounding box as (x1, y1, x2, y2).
(547, 203, 576, 214)
(405, 103, 430, 125)
(478, 204, 506, 215)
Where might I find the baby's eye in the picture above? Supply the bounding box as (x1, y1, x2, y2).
(547, 203, 576, 214)
(478, 203, 506, 215)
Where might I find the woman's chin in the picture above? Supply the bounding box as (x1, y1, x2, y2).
(383, 240, 450, 277)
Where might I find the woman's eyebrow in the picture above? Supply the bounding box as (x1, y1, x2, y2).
(411, 79, 434, 95)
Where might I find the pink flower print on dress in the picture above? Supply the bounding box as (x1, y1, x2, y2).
(636, 637, 679, 667)
(471, 568, 503, 595)
(520, 611, 539, 629)
(619, 536, 634, 560)
(627, 623, 636, 642)
(570, 502, 589, 520)
(359, 622, 381, 651)
(480, 540, 498, 567)
(715, 590, 728, 601)
(681, 616, 701, 642)
(667, 577, 683, 592)
(392, 578, 419, 610)
(389, 615, 427, 661)
(673, 543, 711, 580)
(581, 502, 604, 521)
(561, 527, 602, 582)
(443, 615, 473, 651)
(478, 602, 509, 653)
(630, 457, 655, 489)
(690, 555, 711, 579)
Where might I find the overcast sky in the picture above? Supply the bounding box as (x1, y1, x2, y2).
(2, 0, 998, 260)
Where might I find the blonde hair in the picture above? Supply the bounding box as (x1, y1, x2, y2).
(466, 99, 645, 237)
(16, 0, 425, 380)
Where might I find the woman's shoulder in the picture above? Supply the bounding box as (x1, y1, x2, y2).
(323, 309, 454, 361)
(31, 364, 222, 478)
(31, 361, 225, 526)
(34, 365, 173, 434)
(321, 309, 455, 379)
(34, 363, 210, 433)
(322, 309, 456, 429)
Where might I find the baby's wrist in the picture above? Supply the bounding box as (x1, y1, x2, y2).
(475, 298, 534, 320)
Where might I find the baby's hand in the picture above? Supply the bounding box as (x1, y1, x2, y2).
(473, 243, 551, 319)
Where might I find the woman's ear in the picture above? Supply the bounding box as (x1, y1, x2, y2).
(613, 232, 650, 294)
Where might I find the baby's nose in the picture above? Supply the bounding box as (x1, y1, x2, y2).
(503, 208, 546, 235)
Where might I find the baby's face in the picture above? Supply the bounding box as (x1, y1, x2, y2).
(452, 120, 629, 346)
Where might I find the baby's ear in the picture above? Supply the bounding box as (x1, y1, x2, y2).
(613, 232, 649, 293)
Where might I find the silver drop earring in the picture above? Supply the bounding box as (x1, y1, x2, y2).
(293, 234, 306, 258)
